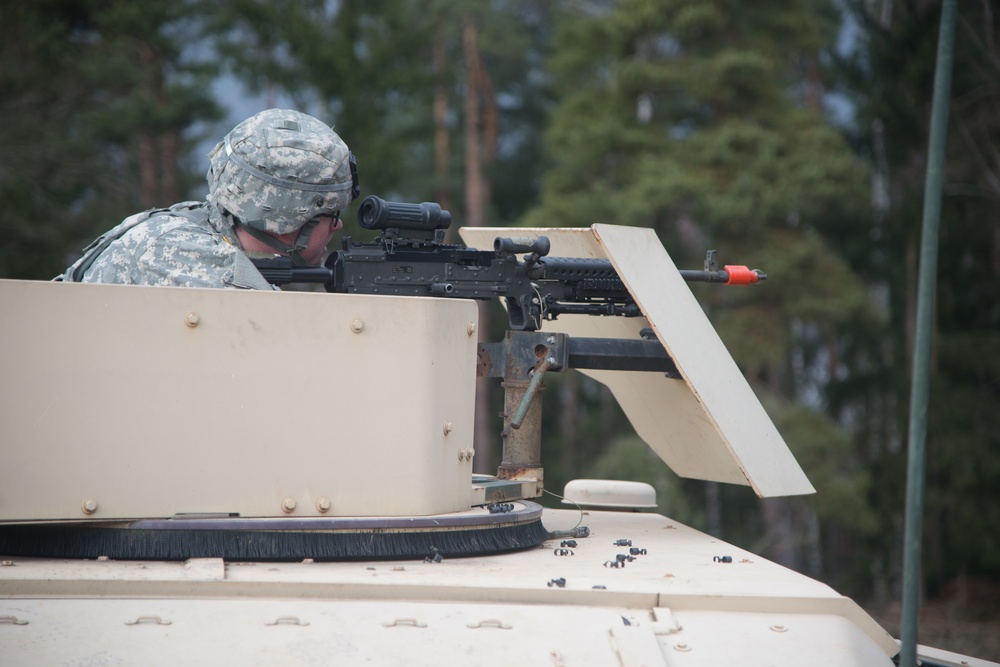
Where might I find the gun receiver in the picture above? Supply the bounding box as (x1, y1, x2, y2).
(251, 196, 767, 331)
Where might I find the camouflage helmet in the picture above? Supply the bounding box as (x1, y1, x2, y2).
(206, 109, 358, 235)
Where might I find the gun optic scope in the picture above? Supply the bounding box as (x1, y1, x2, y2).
(357, 195, 452, 231)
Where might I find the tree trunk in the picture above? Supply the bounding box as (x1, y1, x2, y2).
(160, 130, 178, 204)
(138, 133, 157, 208)
(432, 34, 452, 215)
(904, 236, 917, 368)
(463, 19, 485, 228)
(136, 42, 158, 207)
(760, 497, 803, 571)
(462, 16, 499, 473)
(136, 40, 178, 207)
(559, 372, 580, 477)
(705, 482, 722, 538)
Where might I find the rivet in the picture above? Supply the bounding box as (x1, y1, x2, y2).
(350, 318, 364, 333)
(443, 421, 453, 435)
(316, 497, 331, 513)
(673, 643, 692, 652)
(265, 616, 310, 627)
(281, 497, 297, 513)
(0, 616, 28, 625)
(125, 615, 171, 626)
(184, 312, 200, 327)
(467, 322, 477, 336)
(770, 624, 787, 633)
(81, 498, 98, 515)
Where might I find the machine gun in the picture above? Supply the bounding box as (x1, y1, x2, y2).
(252, 195, 767, 331)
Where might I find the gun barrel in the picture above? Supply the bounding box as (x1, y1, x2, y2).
(679, 269, 729, 283)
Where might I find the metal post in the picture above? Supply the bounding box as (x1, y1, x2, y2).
(498, 376, 545, 482)
(899, 1, 956, 664)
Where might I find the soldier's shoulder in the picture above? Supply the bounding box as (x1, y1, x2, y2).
(136, 205, 217, 241)
(143, 202, 211, 227)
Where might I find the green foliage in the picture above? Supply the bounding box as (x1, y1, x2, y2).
(522, 0, 907, 596)
(925, 332, 1000, 577)
(835, 0, 1000, 596)
(766, 393, 879, 535)
(0, 0, 222, 279)
(584, 434, 703, 526)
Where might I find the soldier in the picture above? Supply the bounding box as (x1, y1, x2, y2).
(58, 108, 358, 289)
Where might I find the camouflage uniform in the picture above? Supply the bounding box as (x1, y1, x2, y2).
(65, 202, 273, 289)
(59, 109, 355, 289)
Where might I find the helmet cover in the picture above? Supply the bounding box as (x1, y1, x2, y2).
(206, 109, 354, 234)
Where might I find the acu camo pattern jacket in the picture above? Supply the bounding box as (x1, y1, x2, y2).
(58, 201, 274, 290)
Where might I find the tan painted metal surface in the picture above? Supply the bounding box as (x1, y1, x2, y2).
(0, 279, 479, 520)
(0, 260, 987, 665)
(0, 509, 896, 665)
(459, 226, 813, 497)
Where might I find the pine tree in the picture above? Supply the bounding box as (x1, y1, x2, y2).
(840, 0, 1000, 607)
(527, 0, 883, 578)
(0, 0, 222, 279)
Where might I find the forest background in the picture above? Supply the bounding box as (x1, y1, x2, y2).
(2, 0, 997, 657)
